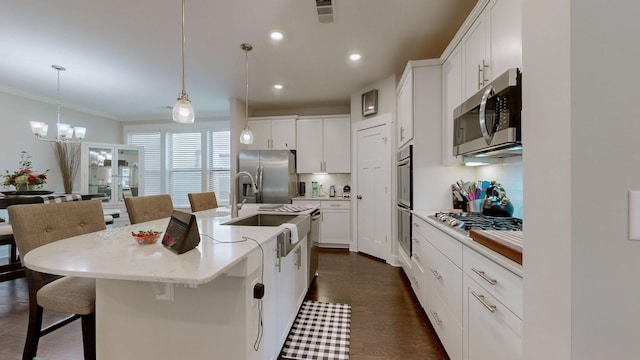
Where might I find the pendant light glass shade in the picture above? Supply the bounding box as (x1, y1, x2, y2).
(239, 43, 254, 144)
(240, 126, 254, 144)
(172, 0, 195, 124)
(173, 93, 195, 124)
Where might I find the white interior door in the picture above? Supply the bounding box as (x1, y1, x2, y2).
(356, 121, 391, 261)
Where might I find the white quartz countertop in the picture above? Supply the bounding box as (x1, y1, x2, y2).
(412, 210, 523, 277)
(23, 205, 290, 286)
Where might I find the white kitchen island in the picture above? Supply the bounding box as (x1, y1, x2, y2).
(23, 206, 308, 360)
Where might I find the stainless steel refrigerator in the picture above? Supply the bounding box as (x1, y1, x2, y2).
(238, 150, 298, 204)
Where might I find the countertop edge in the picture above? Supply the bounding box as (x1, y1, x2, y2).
(291, 196, 350, 201)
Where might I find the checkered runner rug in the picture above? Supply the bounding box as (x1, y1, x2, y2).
(281, 300, 351, 360)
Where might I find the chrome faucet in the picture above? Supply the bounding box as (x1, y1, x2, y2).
(231, 171, 258, 218)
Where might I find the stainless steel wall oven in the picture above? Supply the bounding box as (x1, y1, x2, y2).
(397, 145, 413, 256)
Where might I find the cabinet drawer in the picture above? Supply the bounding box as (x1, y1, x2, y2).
(423, 283, 463, 360)
(465, 275, 522, 360)
(291, 200, 321, 207)
(415, 219, 463, 268)
(463, 246, 523, 318)
(320, 200, 351, 209)
(420, 234, 463, 325)
(410, 257, 425, 308)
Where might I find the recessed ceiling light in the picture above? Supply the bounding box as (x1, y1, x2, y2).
(349, 53, 361, 61)
(270, 31, 284, 40)
(273, 84, 283, 90)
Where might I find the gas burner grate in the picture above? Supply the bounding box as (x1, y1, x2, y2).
(433, 212, 523, 232)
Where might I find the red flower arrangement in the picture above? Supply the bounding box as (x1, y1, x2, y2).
(3, 151, 49, 190)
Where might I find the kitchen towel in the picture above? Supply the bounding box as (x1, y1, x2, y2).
(281, 300, 351, 360)
(282, 223, 299, 245)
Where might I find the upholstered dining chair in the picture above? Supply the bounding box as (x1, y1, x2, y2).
(124, 194, 174, 224)
(187, 192, 219, 212)
(8, 200, 106, 360)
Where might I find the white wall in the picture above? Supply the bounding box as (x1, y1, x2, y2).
(523, 0, 640, 358)
(522, 0, 572, 357)
(350, 75, 397, 124)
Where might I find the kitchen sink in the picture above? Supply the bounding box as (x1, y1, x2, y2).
(222, 214, 297, 227)
(223, 213, 312, 257)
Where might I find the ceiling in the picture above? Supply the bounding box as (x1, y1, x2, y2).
(0, 0, 477, 121)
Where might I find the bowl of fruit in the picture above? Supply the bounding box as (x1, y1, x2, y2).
(131, 230, 162, 245)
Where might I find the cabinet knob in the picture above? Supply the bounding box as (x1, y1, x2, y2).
(357, 195, 362, 200)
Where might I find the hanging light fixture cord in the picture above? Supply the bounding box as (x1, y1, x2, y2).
(242, 43, 252, 119)
(53, 65, 65, 126)
(181, 0, 187, 96)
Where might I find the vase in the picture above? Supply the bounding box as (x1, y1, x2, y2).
(14, 184, 28, 192)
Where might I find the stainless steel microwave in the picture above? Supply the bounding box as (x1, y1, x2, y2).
(453, 68, 522, 158)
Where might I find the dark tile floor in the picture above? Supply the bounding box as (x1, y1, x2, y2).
(0, 249, 448, 359)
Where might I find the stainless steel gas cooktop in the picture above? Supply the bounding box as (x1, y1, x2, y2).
(431, 212, 523, 235)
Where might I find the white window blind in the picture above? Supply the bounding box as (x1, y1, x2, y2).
(125, 122, 231, 208)
(167, 132, 202, 207)
(208, 130, 230, 205)
(128, 132, 161, 195)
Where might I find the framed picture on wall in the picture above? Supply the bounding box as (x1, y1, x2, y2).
(362, 89, 378, 116)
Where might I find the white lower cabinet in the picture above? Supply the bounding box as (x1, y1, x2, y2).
(263, 236, 309, 357)
(414, 217, 463, 360)
(320, 200, 350, 247)
(464, 274, 522, 360)
(292, 199, 351, 248)
(411, 217, 522, 360)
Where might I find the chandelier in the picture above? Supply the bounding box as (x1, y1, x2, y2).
(30, 65, 86, 142)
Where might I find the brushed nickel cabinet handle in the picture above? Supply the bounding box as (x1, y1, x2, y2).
(430, 269, 443, 280)
(430, 311, 443, 326)
(471, 290, 497, 313)
(472, 267, 498, 285)
(482, 59, 490, 85)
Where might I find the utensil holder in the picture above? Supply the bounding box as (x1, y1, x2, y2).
(469, 199, 483, 213)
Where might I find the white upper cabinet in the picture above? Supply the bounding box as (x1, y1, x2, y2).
(461, 0, 522, 100)
(296, 116, 350, 174)
(397, 68, 414, 148)
(462, 13, 489, 99)
(487, 0, 522, 80)
(442, 45, 464, 165)
(247, 116, 296, 150)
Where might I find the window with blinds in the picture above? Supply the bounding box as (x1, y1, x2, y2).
(126, 122, 230, 207)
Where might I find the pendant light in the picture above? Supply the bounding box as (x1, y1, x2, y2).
(239, 43, 254, 144)
(30, 65, 86, 142)
(172, 0, 195, 124)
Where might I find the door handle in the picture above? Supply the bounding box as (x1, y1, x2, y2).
(479, 84, 496, 145)
(357, 195, 362, 199)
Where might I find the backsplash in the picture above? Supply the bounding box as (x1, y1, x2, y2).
(298, 174, 351, 198)
(474, 157, 523, 219)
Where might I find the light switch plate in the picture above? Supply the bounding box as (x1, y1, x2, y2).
(629, 191, 640, 240)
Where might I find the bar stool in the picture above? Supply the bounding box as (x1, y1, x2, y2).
(124, 194, 174, 224)
(187, 192, 219, 212)
(9, 200, 107, 360)
(0, 223, 25, 282)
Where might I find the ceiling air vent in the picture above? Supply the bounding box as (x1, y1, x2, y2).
(316, 0, 334, 23)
